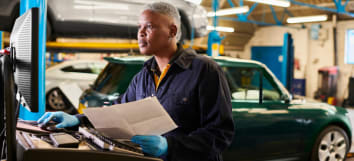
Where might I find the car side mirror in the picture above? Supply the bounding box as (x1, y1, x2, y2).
(281, 94, 291, 104)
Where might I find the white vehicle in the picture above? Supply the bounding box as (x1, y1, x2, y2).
(45, 60, 107, 112)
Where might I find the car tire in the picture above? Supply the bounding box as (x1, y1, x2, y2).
(179, 23, 188, 44)
(311, 125, 350, 161)
(46, 88, 71, 112)
(46, 19, 55, 41)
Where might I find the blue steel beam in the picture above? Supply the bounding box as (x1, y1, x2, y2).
(285, 8, 294, 17)
(227, 0, 235, 7)
(213, 0, 298, 27)
(262, 6, 266, 22)
(344, 0, 349, 7)
(19, 0, 47, 120)
(223, 0, 290, 26)
(289, 0, 354, 17)
(280, 8, 287, 22)
(213, 0, 353, 28)
(226, 0, 244, 20)
(269, 6, 282, 25)
(245, 3, 258, 18)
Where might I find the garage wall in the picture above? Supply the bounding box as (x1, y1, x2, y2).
(232, 20, 354, 104)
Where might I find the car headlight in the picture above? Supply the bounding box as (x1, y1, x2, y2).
(345, 112, 352, 127)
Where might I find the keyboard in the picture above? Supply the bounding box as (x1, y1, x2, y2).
(16, 129, 161, 161)
(79, 127, 143, 156)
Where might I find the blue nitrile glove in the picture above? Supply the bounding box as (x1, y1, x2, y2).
(37, 111, 80, 128)
(131, 135, 168, 157)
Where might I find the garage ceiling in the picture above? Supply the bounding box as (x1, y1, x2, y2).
(199, 0, 354, 51)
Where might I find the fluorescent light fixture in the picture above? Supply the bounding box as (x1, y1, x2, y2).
(207, 6, 249, 17)
(207, 26, 235, 32)
(287, 15, 328, 23)
(185, 0, 202, 5)
(245, 0, 290, 7)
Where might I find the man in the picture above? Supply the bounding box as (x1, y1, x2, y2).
(38, 2, 234, 161)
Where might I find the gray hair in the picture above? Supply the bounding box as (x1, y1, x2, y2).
(142, 2, 182, 41)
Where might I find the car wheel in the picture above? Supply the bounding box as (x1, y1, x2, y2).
(46, 19, 55, 41)
(46, 88, 69, 111)
(311, 126, 350, 161)
(179, 23, 188, 44)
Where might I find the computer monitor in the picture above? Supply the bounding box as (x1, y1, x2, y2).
(9, 7, 39, 112)
(0, 7, 40, 161)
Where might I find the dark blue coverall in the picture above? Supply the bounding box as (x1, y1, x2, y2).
(118, 44, 235, 161)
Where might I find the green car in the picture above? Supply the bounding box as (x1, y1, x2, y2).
(79, 56, 352, 161)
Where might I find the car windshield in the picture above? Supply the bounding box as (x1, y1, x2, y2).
(222, 66, 281, 101)
(93, 63, 126, 95)
(93, 62, 142, 95)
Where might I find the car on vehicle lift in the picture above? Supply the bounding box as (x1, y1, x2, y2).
(78, 56, 352, 161)
(0, 0, 208, 41)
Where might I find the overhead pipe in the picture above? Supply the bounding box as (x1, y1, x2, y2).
(289, 0, 354, 17)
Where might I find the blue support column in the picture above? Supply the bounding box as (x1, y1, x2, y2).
(281, 33, 294, 91)
(0, 32, 3, 49)
(19, 0, 47, 120)
(207, 0, 223, 56)
(212, 0, 219, 27)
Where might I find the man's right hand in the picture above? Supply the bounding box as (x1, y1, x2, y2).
(37, 111, 80, 128)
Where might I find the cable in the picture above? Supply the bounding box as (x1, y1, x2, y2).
(15, 92, 20, 121)
(0, 128, 5, 137)
(1, 137, 5, 159)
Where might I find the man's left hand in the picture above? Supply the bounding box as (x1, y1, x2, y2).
(131, 135, 168, 157)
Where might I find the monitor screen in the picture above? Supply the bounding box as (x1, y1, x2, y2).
(9, 8, 39, 112)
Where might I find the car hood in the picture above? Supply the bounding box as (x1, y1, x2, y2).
(289, 97, 348, 115)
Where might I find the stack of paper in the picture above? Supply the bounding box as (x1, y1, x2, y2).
(83, 97, 177, 139)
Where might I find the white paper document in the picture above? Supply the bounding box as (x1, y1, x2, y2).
(83, 97, 177, 139)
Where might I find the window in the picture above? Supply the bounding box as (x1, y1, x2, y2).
(93, 63, 126, 94)
(223, 66, 280, 101)
(88, 63, 107, 74)
(262, 75, 281, 101)
(61, 62, 106, 74)
(345, 29, 354, 64)
(61, 63, 92, 73)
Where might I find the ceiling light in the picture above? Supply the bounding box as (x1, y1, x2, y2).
(207, 26, 235, 32)
(287, 15, 328, 23)
(207, 6, 249, 17)
(245, 0, 291, 7)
